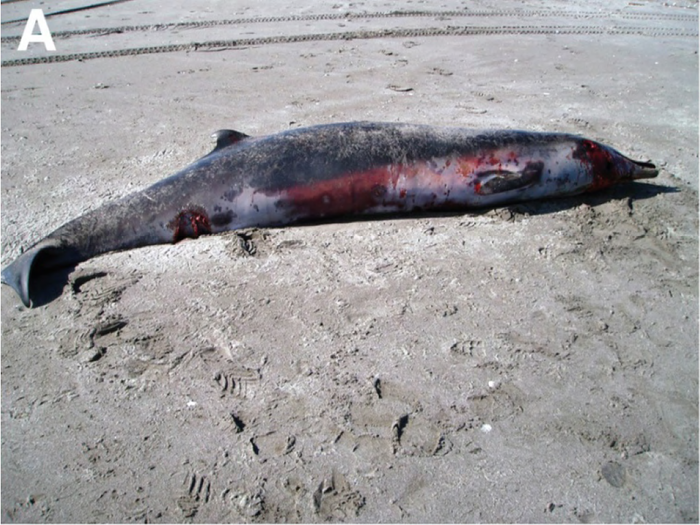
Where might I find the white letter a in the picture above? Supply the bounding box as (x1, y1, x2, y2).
(18, 9, 56, 51)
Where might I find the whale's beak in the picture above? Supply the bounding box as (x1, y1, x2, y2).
(628, 158, 659, 180)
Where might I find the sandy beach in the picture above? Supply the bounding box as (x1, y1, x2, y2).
(1, 0, 698, 522)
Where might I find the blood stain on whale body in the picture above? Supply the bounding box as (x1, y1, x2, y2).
(170, 207, 212, 242)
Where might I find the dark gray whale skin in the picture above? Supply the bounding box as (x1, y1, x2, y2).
(1, 121, 657, 307)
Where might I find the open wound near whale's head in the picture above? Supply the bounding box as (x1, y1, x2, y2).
(473, 160, 544, 195)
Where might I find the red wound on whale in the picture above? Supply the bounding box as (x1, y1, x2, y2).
(574, 140, 616, 191)
(170, 206, 212, 242)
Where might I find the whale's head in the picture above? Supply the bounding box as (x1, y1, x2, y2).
(573, 139, 658, 191)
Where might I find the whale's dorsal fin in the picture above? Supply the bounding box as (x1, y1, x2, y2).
(210, 129, 250, 153)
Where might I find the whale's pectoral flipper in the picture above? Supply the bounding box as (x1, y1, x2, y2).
(210, 129, 251, 154)
(475, 160, 544, 195)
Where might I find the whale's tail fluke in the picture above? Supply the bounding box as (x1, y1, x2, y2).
(2, 240, 68, 307)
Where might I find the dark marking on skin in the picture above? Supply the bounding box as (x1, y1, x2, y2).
(211, 209, 237, 227)
(222, 189, 239, 202)
(170, 206, 212, 242)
